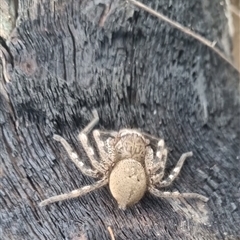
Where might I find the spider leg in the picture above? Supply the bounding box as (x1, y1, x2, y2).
(141, 132, 160, 142)
(53, 134, 99, 178)
(93, 130, 117, 167)
(152, 139, 168, 174)
(78, 109, 106, 173)
(145, 139, 168, 183)
(81, 109, 100, 134)
(93, 129, 118, 138)
(158, 152, 193, 187)
(39, 178, 108, 206)
(144, 146, 154, 172)
(148, 186, 209, 202)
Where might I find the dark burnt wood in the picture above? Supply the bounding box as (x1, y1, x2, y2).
(1, 0, 239, 239)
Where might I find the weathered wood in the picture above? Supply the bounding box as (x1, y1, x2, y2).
(1, 0, 239, 239)
(0, 0, 17, 40)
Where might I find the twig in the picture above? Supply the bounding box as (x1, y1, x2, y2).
(107, 226, 116, 240)
(229, 4, 240, 18)
(128, 0, 240, 72)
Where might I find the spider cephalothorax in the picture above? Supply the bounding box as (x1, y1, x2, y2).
(40, 110, 208, 209)
(113, 129, 149, 163)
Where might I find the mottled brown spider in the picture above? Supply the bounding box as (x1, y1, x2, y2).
(39, 110, 208, 209)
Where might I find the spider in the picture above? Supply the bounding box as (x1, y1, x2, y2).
(39, 109, 208, 209)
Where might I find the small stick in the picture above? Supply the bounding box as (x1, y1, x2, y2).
(229, 4, 240, 18)
(107, 226, 116, 240)
(128, 0, 239, 72)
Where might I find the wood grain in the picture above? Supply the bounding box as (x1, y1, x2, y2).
(1, 0, 239, 239)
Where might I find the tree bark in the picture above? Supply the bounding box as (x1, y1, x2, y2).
(1, 0, 239, 239)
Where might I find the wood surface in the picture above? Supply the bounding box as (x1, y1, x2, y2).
(1, 0, 240, 239)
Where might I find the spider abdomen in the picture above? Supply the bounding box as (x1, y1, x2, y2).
(109, 158, 147, 209)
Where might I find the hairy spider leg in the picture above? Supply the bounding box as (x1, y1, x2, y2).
(78, 109, 106, 173)
(157, 152, 193, 187)
(145, 140, 168, 183)
(39, 178, 108, 206)
(53, 134, 99, 178)
(81, 109, 100, 134)
(93, 130, 117, 167)
(148, 187, 209, 202)
(152, 140, 168, 174)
